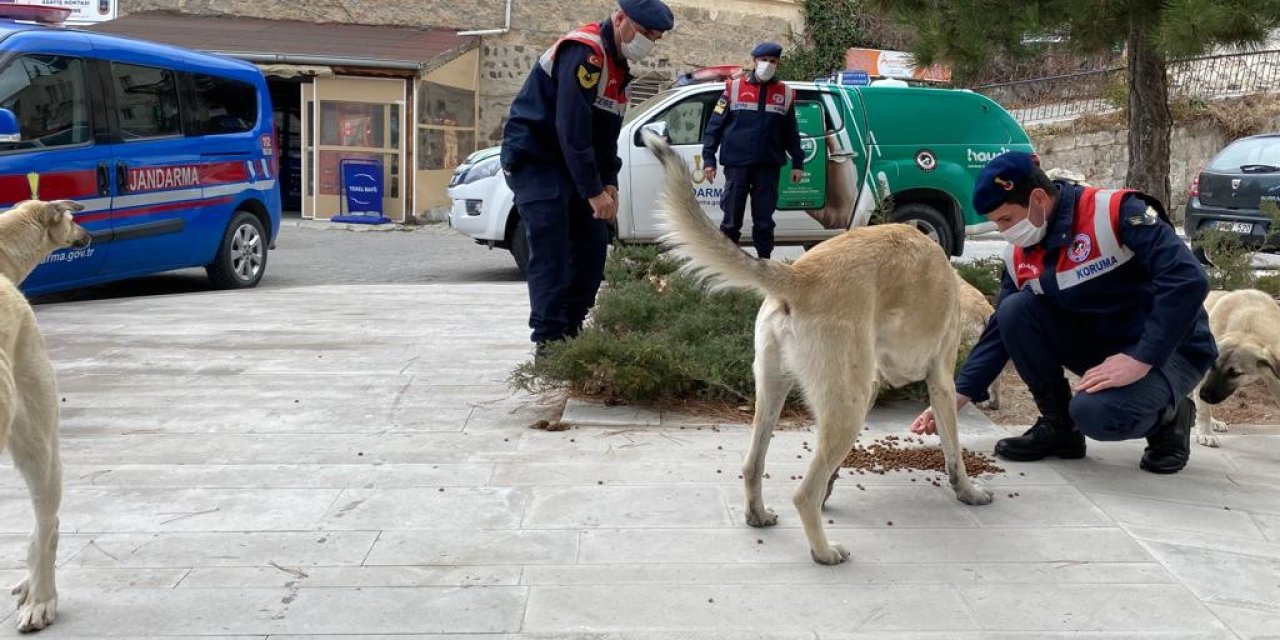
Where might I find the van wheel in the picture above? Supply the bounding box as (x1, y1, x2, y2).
(511, 217, 530, 278)
(1193, 245, 1214, 267)
(892, 203, 956, 256)
(207, 211, 267, 289)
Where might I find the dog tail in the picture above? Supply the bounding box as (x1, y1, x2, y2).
(642, 131, 798, 298)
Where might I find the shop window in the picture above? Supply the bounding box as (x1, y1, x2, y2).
(417, 81, 475, 127)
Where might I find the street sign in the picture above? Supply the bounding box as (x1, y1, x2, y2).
(0, 0, 119, 25)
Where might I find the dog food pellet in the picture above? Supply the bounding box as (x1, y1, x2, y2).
(828, 519, 834, 524)
(886, 521, 894, 526)
(756, 539, 763, 544)
(438, 488, 445, 492)
(597, 481, 604, 485)
(717, 470, 722, 474)
(357, 452, 364, 457)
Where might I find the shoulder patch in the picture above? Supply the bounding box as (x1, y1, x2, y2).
(577, 64, 600, 89)
(713, 97, 727, 115)
(1126, 206, 1160, 227)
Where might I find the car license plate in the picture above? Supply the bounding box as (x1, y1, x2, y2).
(1214, 221, 1254, 233)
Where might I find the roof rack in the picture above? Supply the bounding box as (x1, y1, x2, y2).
(0, 3, 72, 26)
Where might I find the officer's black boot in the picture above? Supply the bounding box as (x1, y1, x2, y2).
(994, 381, 1086, 462)
(1140, 396, 1194, 474)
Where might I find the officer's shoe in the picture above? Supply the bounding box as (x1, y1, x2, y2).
(1140, 396, 1194, 474)
(994, 416, 1087, 462)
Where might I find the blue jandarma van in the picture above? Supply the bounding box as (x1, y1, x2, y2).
(0, 4, 281, 296)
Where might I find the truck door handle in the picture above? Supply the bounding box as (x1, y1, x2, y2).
(116, 161, 128, 194)
(97, 162, 110, 196)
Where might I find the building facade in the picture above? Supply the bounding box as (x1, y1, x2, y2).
(111, 0, 803, 219)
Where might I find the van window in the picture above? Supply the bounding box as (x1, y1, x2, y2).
(192, 74, 257, 135)
(640, 90, 721, 146)
(0, 55, 91, 151)
(110, 63, 182, 139)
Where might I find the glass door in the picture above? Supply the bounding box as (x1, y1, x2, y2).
(305, 76, 406, 221)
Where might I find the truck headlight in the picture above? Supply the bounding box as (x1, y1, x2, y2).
(460, 156, 501, 186)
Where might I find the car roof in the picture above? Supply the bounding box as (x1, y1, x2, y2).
(0, 18, 262, 79)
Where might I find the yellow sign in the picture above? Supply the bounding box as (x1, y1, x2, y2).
(577, 65, 600, 89)
(27, 172, 39, 200)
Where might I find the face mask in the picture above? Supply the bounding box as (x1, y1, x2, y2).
(755, 61, 776, 81)
(1001, 204, 1048, 247)
(621, 28, 655, 61)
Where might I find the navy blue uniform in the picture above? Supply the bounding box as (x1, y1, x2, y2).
(701, 74, 805, 259)
(956, 182, 1217, 440)
(501, 20, 631, 345)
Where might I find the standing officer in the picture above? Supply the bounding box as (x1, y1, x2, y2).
(910, 152, 1216, 474)
(501, 0, 674, 355)
(700, 42, 806, 260)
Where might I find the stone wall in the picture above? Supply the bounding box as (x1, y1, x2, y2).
(1031, 113, 1280, 215)
(120, 1, 803, 145)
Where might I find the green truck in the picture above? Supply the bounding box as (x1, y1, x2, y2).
(448, 76, 1033, 272)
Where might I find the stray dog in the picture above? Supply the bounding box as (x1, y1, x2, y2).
(1194, 289, 1280, 447)
(955, 273, 1002, 410)
(644, 134, 993, 565)
(0, 200, 90, 631)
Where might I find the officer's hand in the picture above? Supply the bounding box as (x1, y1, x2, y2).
(909, 394, 971, 436)
(791, 169, 805, 184)
(1075, 354, 1152, 394)
(605, 185, 618, 201)
(703, 166, 717, 182)
(589, 190, 617, 221)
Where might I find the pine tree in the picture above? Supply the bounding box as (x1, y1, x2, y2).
(871, 0, 1280, 207)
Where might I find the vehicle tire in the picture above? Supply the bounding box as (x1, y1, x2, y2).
(206, 210, 267, 289)
(510, 216, 530, 278)
(891, 203, 956, 256)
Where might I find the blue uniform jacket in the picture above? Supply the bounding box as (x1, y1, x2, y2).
(500, 21, 630, 199)
(955, 182, 1218, 403)
(700, 75, 805, 170)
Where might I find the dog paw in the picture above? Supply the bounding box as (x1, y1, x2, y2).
(745, 508, 778, 528)
(1211, 418, 1229, 434)
(956, 482, 994, 506)
(1196, 434, 1221, 448)
(810, 543, 850, 566)
(13, 579, 56, 633)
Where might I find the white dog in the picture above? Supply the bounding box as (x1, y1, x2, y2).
(1194, 289, 1280, 447)
(644, 134, 993, 565)
(0, 199, 90, 631)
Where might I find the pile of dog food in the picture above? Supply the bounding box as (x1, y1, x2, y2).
(841, 434, 1005, 476)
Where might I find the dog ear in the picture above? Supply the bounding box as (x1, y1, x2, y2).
(37, 200, 83, 225)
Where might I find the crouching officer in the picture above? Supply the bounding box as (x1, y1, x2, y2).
(700, 42, 805, 260)
(501, 0, 674, 354)
(911, 152, 1217, 474)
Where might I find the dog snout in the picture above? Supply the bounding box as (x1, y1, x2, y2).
(71, 227, 92, 250)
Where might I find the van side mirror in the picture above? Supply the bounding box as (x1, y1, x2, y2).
(0, 108, 19, 143)
(640, 121, 669, 141)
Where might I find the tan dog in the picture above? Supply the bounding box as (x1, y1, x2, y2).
(644, 133, 993, 565)
(0, 200, 89, 631)
(1194, 289, 1280, 447)
(955, 273, 1002, 410)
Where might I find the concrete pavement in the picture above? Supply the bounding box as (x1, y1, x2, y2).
(1, 283, 1278, 638)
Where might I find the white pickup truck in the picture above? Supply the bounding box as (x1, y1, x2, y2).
(448, 75, 1031, 275)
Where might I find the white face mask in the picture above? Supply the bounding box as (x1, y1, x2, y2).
(755, 61, 776, 81)
(621, 29, 655, 61)
(1001, 204, 1048, 247)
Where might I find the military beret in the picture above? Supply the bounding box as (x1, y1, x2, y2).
(973, 151, 1041, 215)
(620, 0, 674, 32)
(752, 42, 783, 58)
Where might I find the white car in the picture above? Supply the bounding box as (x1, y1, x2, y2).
(449, 74, 1031, 276)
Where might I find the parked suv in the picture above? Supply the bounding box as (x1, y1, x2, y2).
(449, 73, 1033, 275)
(0, 5, 281, 296)
(1184, 133, 1280, 258)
